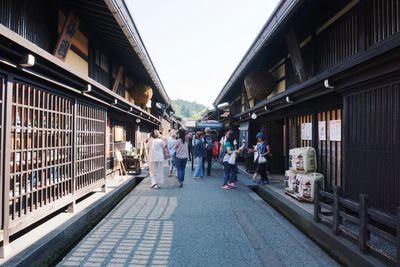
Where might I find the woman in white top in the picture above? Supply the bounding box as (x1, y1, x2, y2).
(147, 130, 165, 188)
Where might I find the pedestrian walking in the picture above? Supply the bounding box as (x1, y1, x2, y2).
(228, 142, 242, 188)
(221, 132, 235, 189)
(193, 131, 206, 179)
(203, 127, 214, 176)
(254, 132, 271, 185)
(174, 128, 189, 187)
(187, 133, 193, 161)
(167, 130, 177, 177)
(146, 130, 165, 189)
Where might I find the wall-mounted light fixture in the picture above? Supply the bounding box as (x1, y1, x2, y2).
(19, 54, 35, 67)
(136, 118, 141, 123)
(324, 79, 335, 89)
(83, 84, 92, 93)
(286, 96, 293, 104)
(111, 99, 118, 105)
(251, 113, 258, 120)
(264, 106, 269, 111)
(217, 102, 229, 109)
(130, 107, 133, 112)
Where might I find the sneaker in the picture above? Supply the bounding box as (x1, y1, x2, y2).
(151, 184, 157, 189)
(168, 173, 173, 177)
(256, 180, 263, 185)
(228, 182, 237, 188)
(179, 182, 183, 188)
(263, 180, 270, 185)
(221, 185, 231, 190)
(193, 176, 200, 179)
(154, 184, 159, 189)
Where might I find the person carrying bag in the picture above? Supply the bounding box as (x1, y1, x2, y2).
(254, 132, 271, 185)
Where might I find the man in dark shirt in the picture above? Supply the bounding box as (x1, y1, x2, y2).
(203, 127, 214, 176)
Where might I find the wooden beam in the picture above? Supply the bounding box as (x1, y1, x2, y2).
(285, 29, 307, 83)
(112, 66, 124, 93)
(242, 85, 250, 110)
(53, 13, 80, 61)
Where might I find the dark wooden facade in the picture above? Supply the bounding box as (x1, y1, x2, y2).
(214, 0, 400, 217)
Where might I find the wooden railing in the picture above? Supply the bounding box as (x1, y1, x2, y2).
(314, 181, 400, 266)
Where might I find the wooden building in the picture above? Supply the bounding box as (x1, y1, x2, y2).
(0, 0, 174, 256)
(214, 0, 400, 217)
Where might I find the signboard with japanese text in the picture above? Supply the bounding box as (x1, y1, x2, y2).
(54, 13, 80, 60)
(301, 123, 312, 140)
(329, 120, 341, 141)
(318, 121, 326, 141)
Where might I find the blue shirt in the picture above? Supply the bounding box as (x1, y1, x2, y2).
(194, 139, 206, 158)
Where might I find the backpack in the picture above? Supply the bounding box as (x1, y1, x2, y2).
(205, 135, 213, 150)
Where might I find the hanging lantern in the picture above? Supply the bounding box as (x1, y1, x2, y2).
(244, 68, 275, 99)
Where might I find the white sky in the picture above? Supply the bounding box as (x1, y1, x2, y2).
(126, 0, 280, 108)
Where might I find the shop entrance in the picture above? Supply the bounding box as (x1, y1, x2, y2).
(262, 119, 285, 174)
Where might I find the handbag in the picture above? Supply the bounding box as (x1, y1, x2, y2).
(228, 151, 237, 165)
(258, 156, 267, 164)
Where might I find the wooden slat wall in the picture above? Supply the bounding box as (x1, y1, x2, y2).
(288, 114, 313, 149)
(366, 0, 400, 47)
(344, 81, 400, 214)
(0, 76, 4, 231)
(0, 0, 57, 52)
(75, 102, 106, 192)
(316, 8, 359, 71)
(318, 108, 342, 190)
(9, 82, 73, 221)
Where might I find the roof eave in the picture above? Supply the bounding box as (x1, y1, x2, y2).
(104, 0, 171, 106)
(213, 0, 303, 106)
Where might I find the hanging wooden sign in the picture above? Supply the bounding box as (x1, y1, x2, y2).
(53, 13, 80, 61)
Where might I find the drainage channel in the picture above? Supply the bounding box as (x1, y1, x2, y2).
(248, 185, 348, 267)
(1, 175, 146, 267)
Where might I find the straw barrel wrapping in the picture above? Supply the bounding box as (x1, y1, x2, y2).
(244, 68, 275, 99)
(131, 84, 153, 105)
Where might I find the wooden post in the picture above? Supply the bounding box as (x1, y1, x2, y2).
(359, 194, 370, 253)
(112, 66, 124, 93)
(0, 78, 14, 258)
(314, 180, 321, 223)
(332, 186, 341, 235)
(53, 13, 80, 61)
(242, 86, 250, 110)
(285, 29, 307, 83)
(68, 99, 77, 213)
(396, 207, 400, 267)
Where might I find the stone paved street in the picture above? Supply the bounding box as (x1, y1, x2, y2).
(58, 162, 339, 267)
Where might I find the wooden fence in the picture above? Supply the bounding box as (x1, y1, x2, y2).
(314, 181, 400, 266)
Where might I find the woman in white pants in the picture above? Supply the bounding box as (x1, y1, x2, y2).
(146, 130, 165, 188)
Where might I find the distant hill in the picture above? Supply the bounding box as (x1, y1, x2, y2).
(171, 99, 207, 120)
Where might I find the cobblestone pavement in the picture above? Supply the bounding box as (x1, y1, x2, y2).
(58, 162, 339, 267)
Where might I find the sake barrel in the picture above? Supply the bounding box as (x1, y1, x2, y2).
(131, 84, 153, 105)
(295, 173, 324, 202)
(284, 170, 297, 193)
(289, 147, 317, 174)
(244, 68, 275, 99)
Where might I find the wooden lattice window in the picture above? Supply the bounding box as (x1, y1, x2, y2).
(75, 102, 106, 192)
(10, 82, 73, 221)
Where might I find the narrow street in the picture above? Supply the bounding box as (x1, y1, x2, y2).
(58, 163, 339, 267)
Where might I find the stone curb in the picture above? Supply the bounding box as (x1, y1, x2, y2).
(3, 175, 146, 267)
